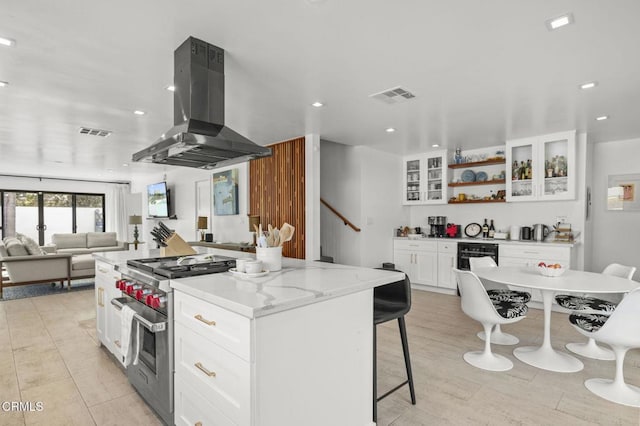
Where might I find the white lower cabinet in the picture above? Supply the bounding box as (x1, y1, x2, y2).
(393, 240, 438, 287)
(95, 260, 124, 365)
(173, 288, 374, 426)
(498, 244, 572, 303)
(174, 376, 235, 426)
(437, 241, 458, 290)
(394, 239, 455, 289)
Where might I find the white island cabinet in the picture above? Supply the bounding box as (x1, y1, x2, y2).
(171, 259, 403, 426)
(94, 258, 124, 365)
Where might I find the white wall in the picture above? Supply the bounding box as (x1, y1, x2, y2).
(320, 141, 408, 267)
(589, 137, 640, 278)
(305, 134, 321, 261)
(130, 164, 253, 247)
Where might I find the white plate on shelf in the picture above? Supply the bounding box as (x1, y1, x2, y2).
(229, 268, 270, 278)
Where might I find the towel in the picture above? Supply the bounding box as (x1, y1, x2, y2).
(120, 305, 137, 367)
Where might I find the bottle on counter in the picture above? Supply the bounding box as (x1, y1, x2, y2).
(489, 220, 495, 238)
(482, 219, 489, 238)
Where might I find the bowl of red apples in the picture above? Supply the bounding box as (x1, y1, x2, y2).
(537, 262, 566, 277)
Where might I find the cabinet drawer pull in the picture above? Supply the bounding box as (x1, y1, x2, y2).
(523, 251, 539, 255)
(194, 314, 216, 326)
(195, 362, 216, 377)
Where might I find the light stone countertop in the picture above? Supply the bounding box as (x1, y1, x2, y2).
(393, 236, 579, 247)
(170, 256, 404, 319)
(93, 247, 404, 319)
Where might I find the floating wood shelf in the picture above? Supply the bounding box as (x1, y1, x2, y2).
(448, 199, 506, 204)
(448, 158, 506, 169)
(448, 179, 506, 187)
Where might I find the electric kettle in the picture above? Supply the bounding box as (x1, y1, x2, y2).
(532, 224, 550, 241)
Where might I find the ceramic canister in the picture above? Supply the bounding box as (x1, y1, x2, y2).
(510, 225, 521, 240)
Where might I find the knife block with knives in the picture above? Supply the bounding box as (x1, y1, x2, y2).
(151, 222, 197, 257)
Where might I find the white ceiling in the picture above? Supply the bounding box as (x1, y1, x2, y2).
(1, 0, 639, 181)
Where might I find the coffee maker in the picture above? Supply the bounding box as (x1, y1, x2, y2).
(428, 216, 447, 237)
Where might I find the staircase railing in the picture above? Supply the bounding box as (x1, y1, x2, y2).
(320, 198, 361, 232)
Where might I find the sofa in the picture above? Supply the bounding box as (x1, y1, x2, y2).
(0, 232, 126, 298)
(49, 232, 128, 255)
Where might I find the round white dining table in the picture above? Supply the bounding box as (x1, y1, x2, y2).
(473, 266, 638, 373)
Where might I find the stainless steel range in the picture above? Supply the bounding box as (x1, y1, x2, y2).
(111, 254, 236, 425)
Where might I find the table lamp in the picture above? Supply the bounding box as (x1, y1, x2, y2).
(197, 216, 208, 242)
(248, 215, 260, 246)
(129, 215, 142, 249)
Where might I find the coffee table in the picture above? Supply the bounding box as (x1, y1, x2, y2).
(473, 266, 638, 373)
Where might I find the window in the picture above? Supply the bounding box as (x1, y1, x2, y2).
(1, 190, 105, 245)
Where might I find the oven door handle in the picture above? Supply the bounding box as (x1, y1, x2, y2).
(111, 298, 167, 333)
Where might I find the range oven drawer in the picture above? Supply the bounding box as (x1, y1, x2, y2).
(174, 291, 251, 361)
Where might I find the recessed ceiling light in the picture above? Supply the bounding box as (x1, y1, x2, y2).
(165, 85, 176, 92)
(311, 101, 324, 108)
(122, 163, 129, 167)
(0, 81, 8, 88)
(432, 144, 440, 148)
(596, 115, 609, 121)
(545, 13, 574, 31)
(580, 81, 598, 90)
(133, 110, 146, 115)
(0, 36, 16, 47)
(385, 127, 396, 133)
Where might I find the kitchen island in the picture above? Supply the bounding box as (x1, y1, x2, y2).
(171, 255, 403, 426)
(94, 248, 403, 426)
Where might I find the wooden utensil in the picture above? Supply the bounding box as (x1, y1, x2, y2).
(279, 223, 295, 246)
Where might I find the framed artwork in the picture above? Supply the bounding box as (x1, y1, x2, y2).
(607, 174, 640, 211)
(213, 169, 239, 215)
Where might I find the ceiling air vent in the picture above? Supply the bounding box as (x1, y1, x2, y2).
(369, 86, 416, 104)
(79, 127, 112, 137)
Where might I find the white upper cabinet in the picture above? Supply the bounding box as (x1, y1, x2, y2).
(402, 150, 447, 205)
(506, 130, 576, 202)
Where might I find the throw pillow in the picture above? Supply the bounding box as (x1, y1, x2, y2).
(4, 237, 30, 256)
(16, 233, 47, 255)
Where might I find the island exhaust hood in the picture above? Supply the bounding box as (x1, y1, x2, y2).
(132, 37, 272, 169)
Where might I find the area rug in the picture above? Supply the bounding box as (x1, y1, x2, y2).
(0, 280, 95, 301)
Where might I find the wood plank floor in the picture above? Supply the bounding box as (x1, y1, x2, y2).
(375, 290, 640, 425)
(2, 288, 639, 425)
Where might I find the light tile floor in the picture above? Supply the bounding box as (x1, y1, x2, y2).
(0, 289, 161, 426)
(2, 288, 640, 425)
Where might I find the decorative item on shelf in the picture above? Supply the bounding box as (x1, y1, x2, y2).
(197, 216, 208, 242)
(454, 147, 464, 164)
(129, 215, 142, 250)
(248, 214, 261, 246)
(476, 171, 488, 182)
(461, 169, 476, 182)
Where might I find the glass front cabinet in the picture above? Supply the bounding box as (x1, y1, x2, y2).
(506, 130, 576, 202)
(403, 151, 447, 205)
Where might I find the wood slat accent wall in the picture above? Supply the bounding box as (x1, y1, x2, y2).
(249, 137, 305, 259)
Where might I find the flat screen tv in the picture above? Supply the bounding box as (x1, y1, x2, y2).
(147, 182, 170, 218)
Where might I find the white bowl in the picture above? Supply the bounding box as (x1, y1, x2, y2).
(538, 264, 566, 277)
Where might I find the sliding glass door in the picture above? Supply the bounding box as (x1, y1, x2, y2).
(2, 192, 40, 242)
(43, 193, 73, 243)
(1, 190, 105, 245)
